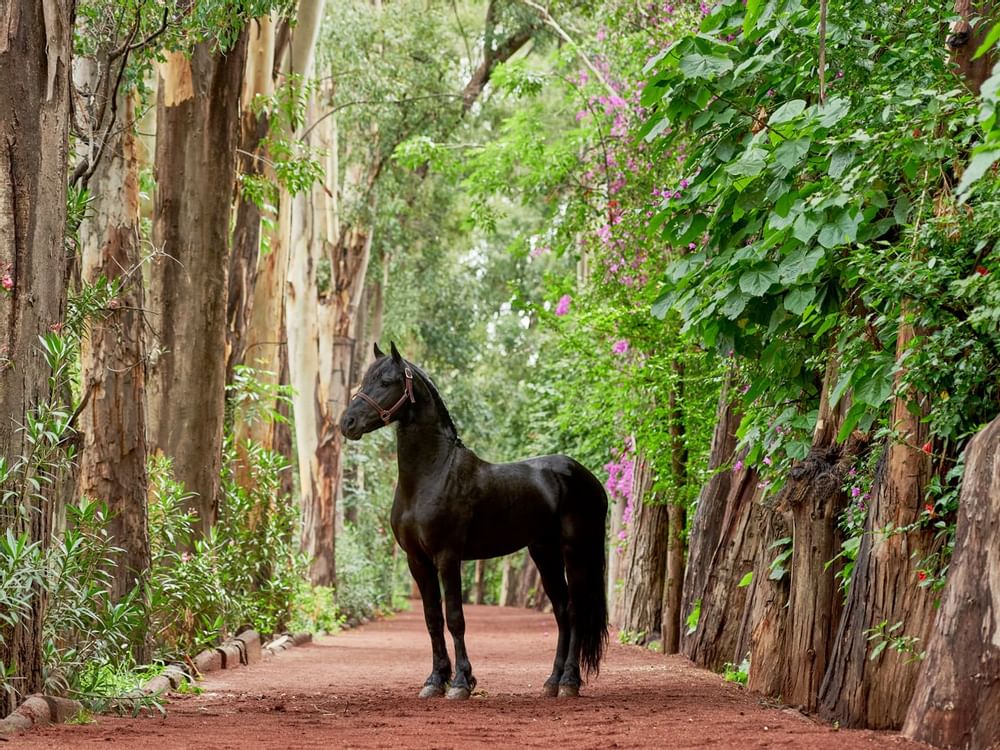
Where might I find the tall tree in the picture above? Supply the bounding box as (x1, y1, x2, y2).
(0, 0, 73, 715)
(903, 414, 1000, 750)
(147, 35, 250, 538)
(77, 91, 151, 608)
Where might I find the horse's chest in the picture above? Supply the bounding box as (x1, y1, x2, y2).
(391, 490, 471, 556)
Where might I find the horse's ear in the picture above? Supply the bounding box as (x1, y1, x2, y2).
(373, 342, 385, 359)
(390, 341, 403, 364)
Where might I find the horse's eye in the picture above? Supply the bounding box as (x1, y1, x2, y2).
(380, 375, 394, 387)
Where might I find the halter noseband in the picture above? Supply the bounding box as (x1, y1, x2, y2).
(354, 366, 416, 425)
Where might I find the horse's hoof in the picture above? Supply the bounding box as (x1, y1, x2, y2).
(557, 684, 580, 698)
(541, 682, 559, 698)
(446, 686, 471, 700)
(419, 684, 445, 698)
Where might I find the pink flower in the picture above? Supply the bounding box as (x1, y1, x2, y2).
(851, 486, 861, 497)
(733, 459, 744, 472)
(679, 179, 689, 189)
(555, 294, 572, 316)
(763, 455, 772, 466)
(1, 273, 12, 292)
(612, 339, 629, 355)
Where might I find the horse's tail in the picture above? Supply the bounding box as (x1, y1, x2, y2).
(565, 469, 609, 679)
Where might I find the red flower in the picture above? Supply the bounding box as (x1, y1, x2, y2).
(912, 128, 921, 138)
(917, 571, 928, 582)
(975, 265, 989, 276)
(921, 441, 933, 454)
(924, 503, 935, 516)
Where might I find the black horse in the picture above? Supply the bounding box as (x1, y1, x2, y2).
(339, 343, 608, 700)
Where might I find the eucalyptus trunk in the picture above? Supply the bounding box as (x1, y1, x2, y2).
(903, 414, 1000, 750)
(749, 358, 866, 711)
(0, 0, 72, 714)
(148, 38, 249, 538)
(614, 457, 666, 643)
(661, 362, 689, 654)
(819, 320, 939, 729)
(683, 462, 767, 671)
(78, 93, 151, 613)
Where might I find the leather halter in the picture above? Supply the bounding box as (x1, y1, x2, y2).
(354, 366, 416, 425)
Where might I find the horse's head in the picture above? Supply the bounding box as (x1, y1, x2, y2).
(339, 342, 415, 440)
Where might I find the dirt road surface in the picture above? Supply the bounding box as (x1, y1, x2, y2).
(15, 603, 928, 749)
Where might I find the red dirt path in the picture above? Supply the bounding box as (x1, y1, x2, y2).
(16, 603, 928, 749)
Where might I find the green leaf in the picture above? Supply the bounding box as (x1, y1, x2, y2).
(778, 247, 825, 283)
(739, 262, 780, 296)
(814, 96, 850, 128)
(855, 364, 893, 406)
(768, 99, 807, 125)
(737, 571, 754, 588)
(774, 137, 811, 170)
(818, 208, 862, 248)
(726, 146, 768, 178)
(784, 286, 817, 314)
(974, 23, 1000, 60)
(828, 147, 856, 180)
(720, 290, 751, 318)
(679, 53, 734, 80)
(743, 0, 763, 35)
(792, 212, 822, 243)
(651, 290, 673, 319)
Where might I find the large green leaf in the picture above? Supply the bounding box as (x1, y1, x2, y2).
(792, 212, 822, 243)
(818, 209, 861, 248)
(743, 0, 763, 35)
(726, 146, 767, 177)
(739, 262, 780, 296)
(768, 99, 807, 125)
(774, 137, 811, 170)
(778, 247, 825, 283)
(814, 96, 850, 128)
(783, 286, 817, 314)
(679, 52, 734, 80)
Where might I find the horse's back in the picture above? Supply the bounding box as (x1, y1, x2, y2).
(458, 453, 606, 559)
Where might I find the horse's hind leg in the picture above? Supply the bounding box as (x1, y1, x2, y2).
(407, 553, 451, 698)
(529, 543, 571, 698)
(439, 557, 476, 700)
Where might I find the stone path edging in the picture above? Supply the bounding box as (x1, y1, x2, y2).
(0, 630, 313, 736)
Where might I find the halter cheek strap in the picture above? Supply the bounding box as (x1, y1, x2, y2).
(354, 366, 416, 425)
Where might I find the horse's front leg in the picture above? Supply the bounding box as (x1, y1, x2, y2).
(407, 553, 451, 698)
(440, 558, 476, 700)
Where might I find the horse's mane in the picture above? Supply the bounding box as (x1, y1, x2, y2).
(408, 361, 464, 446)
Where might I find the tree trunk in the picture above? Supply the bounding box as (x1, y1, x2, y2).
(819, 321, 938, 729)
(748, 358, 866, 711)
(742, 504, 790, 696)
(148, 38, 249, 538)
(0, 0, 72, 714)
(680, 374, 741, 658)
(78, 93, 151, 614)
(683, 463, 767, 671)
(614, 457, 667, 643)
(903, 414, 1000, 750)
(662, 361, 689, 654)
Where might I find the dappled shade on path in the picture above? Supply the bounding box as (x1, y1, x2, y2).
(19, 604, 928, 749)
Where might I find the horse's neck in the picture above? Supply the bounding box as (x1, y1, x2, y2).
(395, 409, 460, 484)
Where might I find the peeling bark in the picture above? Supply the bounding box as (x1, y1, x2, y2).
(78, 93, 151, 619)
(148, 37, 249, 538)
(819, 321, 939, 729)
(903, 415, 1000, 750)
(0, 0, 72, 715)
